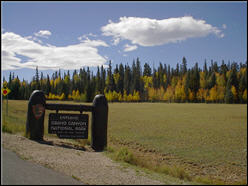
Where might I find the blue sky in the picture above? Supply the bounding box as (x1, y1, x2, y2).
(1, 1, 247, 82)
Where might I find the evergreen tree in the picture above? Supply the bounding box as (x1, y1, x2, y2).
(182, 57, 187, 75)
(35, 66, 40, 90)
(124, 65, 131, 95)
(118, 63, 124, 94)
(100, 65, 106, 94)
(208, 72, 216, 89)
(96, 66, 101, 93)
(143, 63, 152, 76)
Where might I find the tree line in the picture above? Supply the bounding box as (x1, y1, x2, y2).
(3, 57, 247, 104)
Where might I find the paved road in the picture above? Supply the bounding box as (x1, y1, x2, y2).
(2, 148, 85, 185)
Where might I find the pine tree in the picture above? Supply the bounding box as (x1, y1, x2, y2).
(124, 65, 131, 95)
(182, 57, 187, 75)
(143, 63, 152, 76)
(35, 66, 40, 90)
(118, 63, 124, 94)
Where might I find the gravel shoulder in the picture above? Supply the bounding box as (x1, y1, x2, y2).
(2, 133, 167, 185)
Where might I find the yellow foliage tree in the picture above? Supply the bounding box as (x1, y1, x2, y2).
(127, 93, 133, 102)
(174, 80, 186, 102)
(105, 90, 113, 102)
(113, 73, 120, 85)
(197, 88, 205, 102)
(209, 85, 218, 102)
(171, 76, 178, 88)
(118, 92, 123, 102)
(112, 91, 119, 102)
(242, 89, 247, 102)
(188, 89, 194, 102)
(142, 75, 153, 89)
(216, 86, 225, 103)
(59, 93, 65, 100)
(123, 90, 128, 102)
(157, 87, 165, 101)
(133, 90, 140, 102)
(148, 87, 158, 101)
(200, 71, 207, 89)
(51, 94, 56, 100)
(216, 73, 226, 87)
(72, 90, 76, 99)
(231, 86, 237, 102)
(47, 92, 52, 100)
(164, 86, 174, 102)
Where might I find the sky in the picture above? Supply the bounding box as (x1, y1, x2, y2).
(1, 1, 247, 82)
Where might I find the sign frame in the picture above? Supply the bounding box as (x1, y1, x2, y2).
(48, 113, 89, 139)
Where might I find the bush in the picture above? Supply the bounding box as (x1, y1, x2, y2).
(114, 147, 136, 165)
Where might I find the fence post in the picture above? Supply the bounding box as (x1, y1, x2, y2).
(91, 94, 108, 151)
(25, 90, 46, 141)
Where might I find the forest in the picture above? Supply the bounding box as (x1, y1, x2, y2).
(3, 57, 247, 104)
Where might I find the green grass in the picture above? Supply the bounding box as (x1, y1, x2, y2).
(108, 103, 247, 166)
(72, 175, 81, 181)
(105, 146, 193, 182)
(2, 100, 247, 184)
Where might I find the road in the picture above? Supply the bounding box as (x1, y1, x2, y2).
(2, 148, 85, 185)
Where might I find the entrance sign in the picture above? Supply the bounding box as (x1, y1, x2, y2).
(26, 90, 108, 151)
(49, 113, 88, 139)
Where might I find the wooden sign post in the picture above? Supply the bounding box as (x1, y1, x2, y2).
(25, 90, 46, 141)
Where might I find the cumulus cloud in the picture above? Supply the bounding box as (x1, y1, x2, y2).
(123, 44, 138, 52)
(101, 16, 224, 46)
(34, 30, 52, 38)
(2, 32, 108, 70)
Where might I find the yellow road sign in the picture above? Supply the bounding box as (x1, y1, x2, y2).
(2, 87, 11, 96)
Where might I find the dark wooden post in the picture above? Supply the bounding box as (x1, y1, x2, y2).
(25, 90, 46, 141)
(91, 94, 108, 151)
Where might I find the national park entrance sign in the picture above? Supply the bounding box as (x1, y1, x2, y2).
(48, 113, 88, 139)
(26, 90, 108, 151)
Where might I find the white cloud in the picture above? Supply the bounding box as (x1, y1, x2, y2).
(78, 33, 98, 41)
(222, 24, 227, 29)
(79, 37, 109, 47)
(25, 35, 43, 44)
(101, 16, 224, 46)
(34, 30, 52, 38)
(88, 33, 97, 37)
(112, 37, 121, 45)
(2, 32, 108, 70)
(123, 44, 138, 52)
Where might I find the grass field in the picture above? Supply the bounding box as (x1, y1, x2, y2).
(2, 99, 247, 184)
(108, 103, 247, 165)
